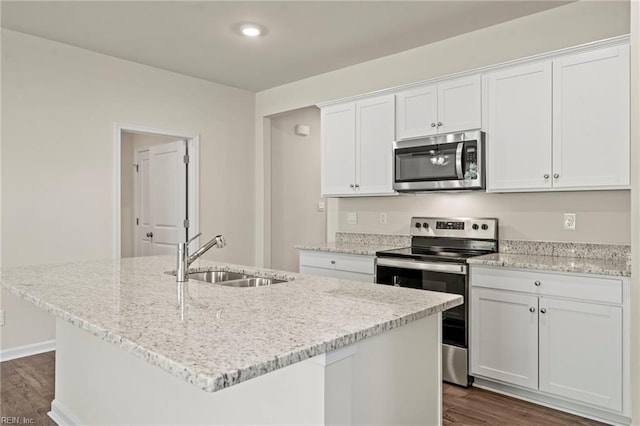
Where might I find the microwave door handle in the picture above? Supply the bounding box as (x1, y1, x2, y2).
(455, 142, 464, 179)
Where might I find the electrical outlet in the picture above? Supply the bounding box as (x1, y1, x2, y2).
(0, 309, 5, 327)
(347, 212, 358, 225)
(379, 212, 387, 225)
(563, 213, 576, 230)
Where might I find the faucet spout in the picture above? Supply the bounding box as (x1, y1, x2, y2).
(176, 234, 226, 283)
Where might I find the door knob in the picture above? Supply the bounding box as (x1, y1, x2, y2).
(146, 232, 153, 238)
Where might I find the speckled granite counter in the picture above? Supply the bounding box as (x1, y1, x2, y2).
(295, 232, 410, 255)
(295, 241, 399, 256)
(467, 253, 630, 277)
(1, 256, 461, 393)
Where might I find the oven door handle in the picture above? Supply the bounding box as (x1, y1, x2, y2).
(377, 258, 467, 275)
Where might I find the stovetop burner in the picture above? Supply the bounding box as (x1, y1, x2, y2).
(375, 217, 499, 263)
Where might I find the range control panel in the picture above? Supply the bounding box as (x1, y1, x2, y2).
(411, 217, 498, 240)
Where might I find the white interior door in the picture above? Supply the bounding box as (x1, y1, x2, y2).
(135, 140, 187, 256)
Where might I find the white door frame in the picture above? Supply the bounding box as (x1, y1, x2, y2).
(114, 122, 200, 259)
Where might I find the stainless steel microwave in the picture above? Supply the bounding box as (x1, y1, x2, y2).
(392, 130, 485, 192)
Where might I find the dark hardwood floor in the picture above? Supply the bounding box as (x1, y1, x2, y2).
(2, 352, 605, 425)
(443, 383, 605, 426)
(1, 351, 56, 426)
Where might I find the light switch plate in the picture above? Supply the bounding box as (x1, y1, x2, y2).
(563, 213, 576, 230)
(379, 212, 387, 225)
(0, 309, 5, 327)
(347, 212, 358, 225)
(317, 201, 325, 212)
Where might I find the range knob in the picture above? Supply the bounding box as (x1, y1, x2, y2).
(472, 224, 479, 230)
(422, 222, 429, 229)
(481, 224, 489, 230)
(415, 222, 422, 229)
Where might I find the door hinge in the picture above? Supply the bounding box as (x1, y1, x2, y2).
(136, 217, 139, 226)
(183, 219, 189, 228)
(183, 154, 189, 164)
(133, 164, 139, 172)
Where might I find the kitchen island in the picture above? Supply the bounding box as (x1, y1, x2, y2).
(2, 256, 461, 425)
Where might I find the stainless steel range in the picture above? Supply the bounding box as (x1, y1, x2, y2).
(375, 217, 498, 387)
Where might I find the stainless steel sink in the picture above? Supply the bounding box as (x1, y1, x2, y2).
(187, 271, 249, 283)
(186, 271, 286, 287)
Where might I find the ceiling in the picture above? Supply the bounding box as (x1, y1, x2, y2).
(1, 1, 572, 92)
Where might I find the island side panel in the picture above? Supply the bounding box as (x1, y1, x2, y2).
(51, 319, 326, 425)
(349, 312, 442, 426)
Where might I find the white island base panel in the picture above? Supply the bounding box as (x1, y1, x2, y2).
(49, 314, 442, 426)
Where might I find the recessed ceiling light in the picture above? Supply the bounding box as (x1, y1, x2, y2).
(240, 24, 263, 37)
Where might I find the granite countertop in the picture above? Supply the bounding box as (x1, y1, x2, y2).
(295, 241, 401, 256)
(2, 256, 461, 393)
(467, 253, 630, 277)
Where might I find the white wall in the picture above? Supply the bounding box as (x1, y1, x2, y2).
(270, 107, 325, 272)
(255, 1, 631, 264)
(1, 30, 255, 351)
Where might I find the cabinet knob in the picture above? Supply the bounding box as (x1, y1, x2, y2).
(431, 123, 436, 128)
(540, 308, 547, 314)
(529, 307, 535, 313)
(437, 122, 443, 127)
(330, 260, 336, 265)
(355, 183, 360, 188)
(554, 173, 560, 179)
(544, 174, 550, 179)
(534, 281, 541, 287)
(349, 184, 355, 188)
(146, 232, 153, 238)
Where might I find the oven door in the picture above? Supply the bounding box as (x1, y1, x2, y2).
(376, 258, 468, 348)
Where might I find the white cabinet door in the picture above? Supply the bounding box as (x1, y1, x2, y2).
(486, 62, 553, 191)
(356, 95, 396, 195)
(437, 75, 481, 134)
(539, 298, 623, 411)
(395, 84, 438, 140)
(552, 45, 630, 189)
(471, 288, 539, 390)
(321, 103, 356, 196)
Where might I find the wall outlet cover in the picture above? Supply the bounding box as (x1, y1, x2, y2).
(563, 213, 576, 230)
(347, 212, 358, 225)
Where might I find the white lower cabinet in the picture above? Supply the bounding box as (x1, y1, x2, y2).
(470, 266, 628, 422)
(299, 250, 375, 282)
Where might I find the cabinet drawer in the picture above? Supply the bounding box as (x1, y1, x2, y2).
(299, 251, 375, 274)
(471, 266, 622, 304)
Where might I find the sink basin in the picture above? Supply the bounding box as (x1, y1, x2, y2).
(186, 271, 286, 287)
(187, 271, 249, 283)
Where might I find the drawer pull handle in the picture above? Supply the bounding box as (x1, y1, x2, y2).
(540, 308, 547, 314)
(534, 281, 541, 287)
(529, 307, 535, 313)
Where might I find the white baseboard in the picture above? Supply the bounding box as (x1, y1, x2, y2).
(49, 399, 81, 426)
(0, 339, 56, 362)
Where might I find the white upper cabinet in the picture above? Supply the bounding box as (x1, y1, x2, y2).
(396, 75, 481, 140)
(485, 43, 630, 192)
(321, 103, 356, 196)
(486, 62, 553, 191)
(321, 94, 395, 197)
(552, 45, 630, 189)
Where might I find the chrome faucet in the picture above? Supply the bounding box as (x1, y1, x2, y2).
(176, 233, 226, 282)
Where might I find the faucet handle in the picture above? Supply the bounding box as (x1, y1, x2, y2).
(187, 232, 202, 245)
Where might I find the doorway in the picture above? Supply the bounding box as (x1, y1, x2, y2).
(115, 124, 200, 259)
